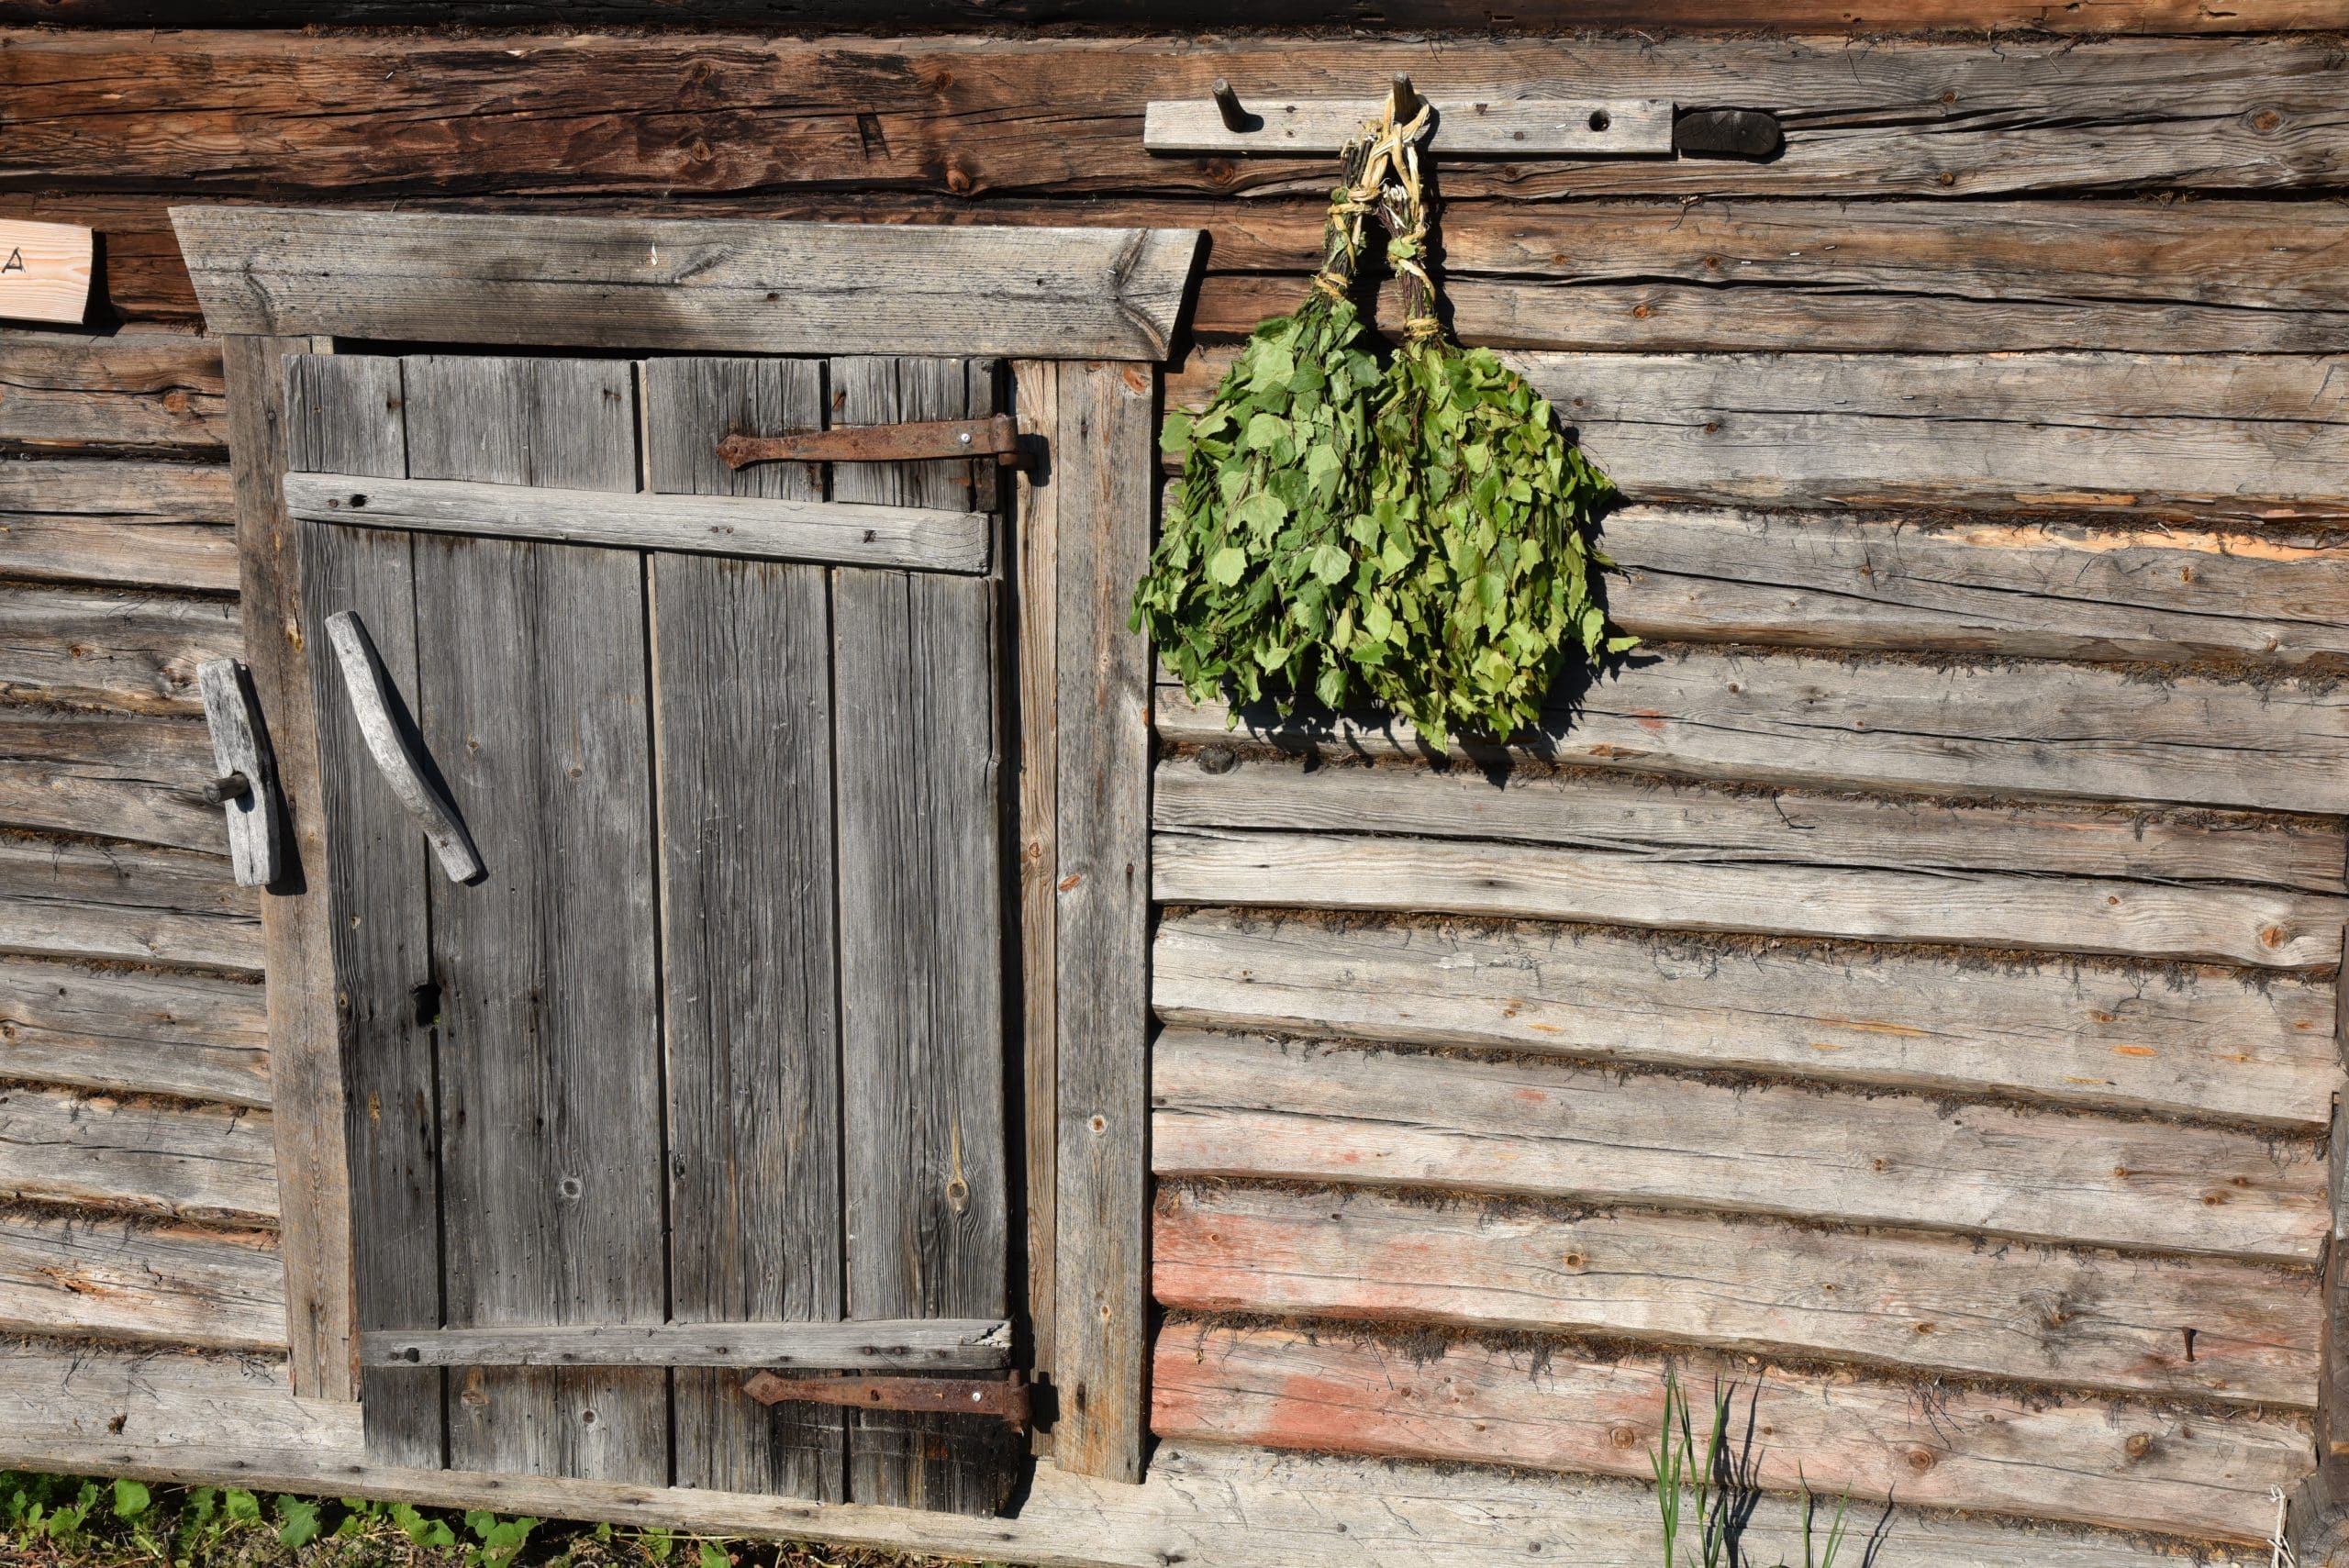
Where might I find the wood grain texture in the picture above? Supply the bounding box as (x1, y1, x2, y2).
(0, 958, 267, 1107)
(0, 460, 236, 591)
(1152, 1029, 2331, 1262)
(286, 472, 991, 573)
(1155, 825, 2347, 969)
(1156, 1183, 2321, 1409)
(0, 710, 226, 854)
(1011, 359, 1057, 1431)
(173, 207, 1199, 361)
(0, 833, 259, 972)
(0, 1084, 276, 1226)
(1052, 360, 1156, 1485)
(1155, 749, 2349, 894)
(26, 36, 2349, 203)
(1142, 95, 1673, 157)
(644, 353, 846, 1502)
(1158, 645, 2349, 816)
(0, 585, 238, 715)
(1152, 1322, 2314, 1545)
(0, 1348, 2274, 1568)
(362, 1321, 1011, 1371)
(222, 329, 354, 1403)
(831, 354, 1016, 1516)
(404, 354, 667, 1485)
(1598, 505, 2349, 666)
(0, 1208, 284, 1351)
(0, 331, 223, 456)
(286, 350, 438, 1463)
(1152, 909, 2341, 1130)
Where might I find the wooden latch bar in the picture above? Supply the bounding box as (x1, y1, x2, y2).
(742, 1370, 1031, 1429)
(718, 413, 1030, 472)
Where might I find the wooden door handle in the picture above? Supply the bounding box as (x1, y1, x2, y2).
(196, 658, 284, 888)
(326, 610, 484, 883)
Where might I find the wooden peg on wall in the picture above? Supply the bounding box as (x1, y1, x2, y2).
(1211, 79, 1250, 133)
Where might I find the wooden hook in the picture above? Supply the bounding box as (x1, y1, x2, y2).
(1211, 78, 1250, 133)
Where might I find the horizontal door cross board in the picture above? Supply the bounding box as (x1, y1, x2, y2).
(173, 207, 1202, 361)
(362, 1321, 1012, 1372)
(1143, 96, 1675, 156)
(284, 473, 990, 573)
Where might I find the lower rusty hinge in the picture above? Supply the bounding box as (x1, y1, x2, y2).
(741, 1370, 1030, 1429)
(718, 414, 1030, 473)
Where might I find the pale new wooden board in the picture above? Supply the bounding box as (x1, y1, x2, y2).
(1152, 1029, 2330, 1262)
(0, 833, 259, 972)
(1156, 1183, 2321, 1409)
(1154, 749, 2349, 893)
(1152, 909, 2340, 1130)
(0, 709, 227, 854)
(0, 330, 224, 456)
(0, 219, 93, 326)
(1596, 506, 2349, 667)
(172, 207, 1202, 361)
(361, 1321, 1012, 1371)
(0, 957, 268, 1107)
(1152, 1323, 2314, 1545)
(0, 1084, 277, 1226)
(1157, 645, 2349, 816)
(0, 460, 236, 591)
(0, 1344, 2273, 1568)
(1152, 825, 2348, 970)
(1141, 96, 1673, 156)
(0, 584, 239, 715)
(1012, 359, 1060, 1422)
(0, 1209, 284, 1351)
(285, 471, 991, 574)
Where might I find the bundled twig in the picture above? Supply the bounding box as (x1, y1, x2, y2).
(1367, 97, 1626, 741)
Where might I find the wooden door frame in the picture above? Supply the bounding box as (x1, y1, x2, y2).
(178, 206, 1202, 1487)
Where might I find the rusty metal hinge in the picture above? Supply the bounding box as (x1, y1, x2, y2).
(718, 414, 1030, 473)
(741, 1370, 1030, 1429)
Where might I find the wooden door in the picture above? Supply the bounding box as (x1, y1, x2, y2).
(284, 350, 1017, 1512)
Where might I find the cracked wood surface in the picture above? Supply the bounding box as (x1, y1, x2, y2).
(0, 1085, 276, 1226)
(0, 709, 223, 853)
(0, 461, 236, 593)
(0, 834, 258, 973)
(0, 1209, 284, 1350)
(1152, 1029, 2332, 1263)
(0, 333, 224, 458)
(1152, 908, 2340, 1129)
(0, 958, 267, 1106)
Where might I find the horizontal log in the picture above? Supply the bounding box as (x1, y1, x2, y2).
(0, 460, 237, 592)
(1152, 1323, 2313, 1544)
(61, 191, 2349, 356)
(15, 34, 2349, 203)
(1152, 1029, 2331, 1262)
(177, 206, 1200, 361)
(0, 710, 225, 854)
(0, 1348, 2265, 1568)
(12, 0, 2332, 32)
(1152, 909, 2340, 1129)
(0, 835, 261, 973)
(1600, 506, 2349, 666)
(0, 958, 268, 1107)
(1156, 645, 2349, 816)
(1156, 1184, 2322, 1409)
(0, 1084, 277, 1226)
(1153, 826, 2347, 969)
(0, 333, 225, 457)
(1154, 750, 2349, 894)
(284, 472, 992, 573)
(0, 585, 239, 715)
(0, 1209, 284, 1351)
(361, 1319, 1012, 1371)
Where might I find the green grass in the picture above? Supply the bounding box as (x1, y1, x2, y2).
(0, 1473, 985, 1568)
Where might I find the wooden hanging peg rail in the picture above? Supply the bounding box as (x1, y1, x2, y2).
(741, 1369, 1031, 1429)
(1146, 72, 1780, 160)
(718, 413, 1030, 472)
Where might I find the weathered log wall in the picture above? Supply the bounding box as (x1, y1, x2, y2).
(0, 14, 2343, 1564)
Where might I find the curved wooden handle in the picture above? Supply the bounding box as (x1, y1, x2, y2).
(325, 609, 484, 884)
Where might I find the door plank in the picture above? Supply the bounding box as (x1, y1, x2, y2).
(405, 355, 668, 1485)
(644, 354, 847, 1501)
(830, 355, 1016, 1514)
(284, 351, 440, 1464)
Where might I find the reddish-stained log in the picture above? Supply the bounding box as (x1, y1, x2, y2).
(1151, 1321, 2315, 1545)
